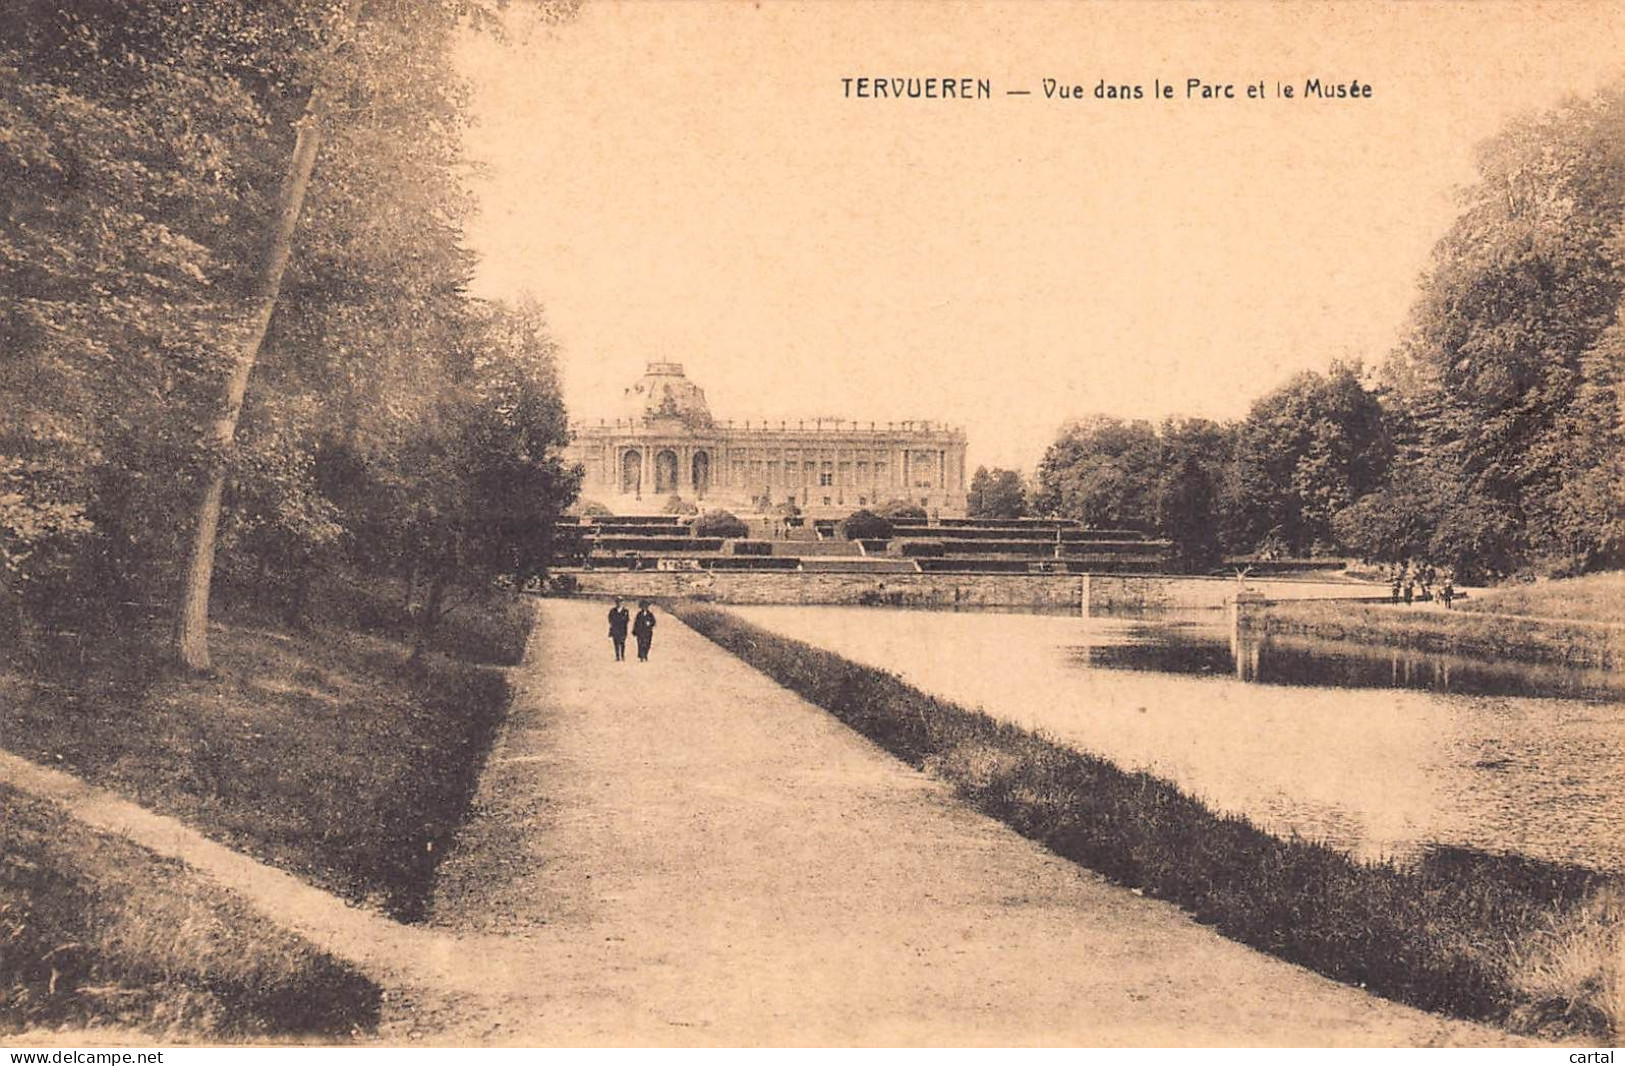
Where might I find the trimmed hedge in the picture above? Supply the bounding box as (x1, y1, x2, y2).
(590, 514, 682, 527)
(701, 556, 800, 570)
(1059, 541, 1170, 556)
(731, 540, 773, 556)
(899, 540, 945, 557)
(915, 558, 1045, 573)
(590, 536, 723, 552)
(939, 517, 1074, 530)
(1060, 528, 1152, 542)
(906, 526, 1057, 541)
(938, 540, 1056, 556)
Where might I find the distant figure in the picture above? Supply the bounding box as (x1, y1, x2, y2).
(1441, 580, 1455, 610)
(1403, 579, 1415, 606)
(607, 598, 630, 661)
(1390, 573, 1403, 605)
(633, 600, 657, 662)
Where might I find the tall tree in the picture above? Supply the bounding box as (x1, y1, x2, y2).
(1223, 362, 1389, 556)
(174, 24, 343, 670)
(1033, 417, 1161, 531)
(1155, 418, 1230, 572)
(1376, 82, 1625, 575)
(967, 466, 1029, 519)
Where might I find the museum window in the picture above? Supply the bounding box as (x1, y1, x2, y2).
(823, 496, 832, 506)
(819, 472, 833, 487)
(858, 496, 867, 506)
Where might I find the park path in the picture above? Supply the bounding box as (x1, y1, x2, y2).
(401, 598, 1514, 1046)
(0, 599, 1526, 1046)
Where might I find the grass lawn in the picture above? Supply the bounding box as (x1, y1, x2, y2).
(1, 784, 378, 1040)
(1259, 599, 1621, 669)
(0, 574, 531, 923)
(1459, 571, 1625, 626)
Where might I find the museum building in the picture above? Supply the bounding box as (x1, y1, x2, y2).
(565, 362, 969, 517)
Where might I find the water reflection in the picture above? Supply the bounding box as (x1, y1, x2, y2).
(1086, 621, 1625, 702)
(729, 604, 1625, 873)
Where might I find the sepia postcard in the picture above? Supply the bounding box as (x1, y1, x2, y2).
(1, 0, 1622, 1053)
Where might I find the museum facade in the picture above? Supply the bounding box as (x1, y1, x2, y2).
(565, 362, 969, 517)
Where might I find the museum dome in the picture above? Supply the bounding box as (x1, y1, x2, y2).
(624, 361, 714, 428)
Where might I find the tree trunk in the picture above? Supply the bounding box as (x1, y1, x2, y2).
(174, 85, 333, 672)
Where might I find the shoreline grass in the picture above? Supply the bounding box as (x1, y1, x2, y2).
(671, 602, 1622, 1041)
(1257, 601, 1620, 670)
(1, 784, 378, 1040)
(1458, 572, 1625, 628)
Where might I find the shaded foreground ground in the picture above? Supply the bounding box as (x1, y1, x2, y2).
(0, 784, 377, 1039)
(1, 579, 524, 1038)
(0, 581, 519, 923)
(410, 598, 1513, 1045)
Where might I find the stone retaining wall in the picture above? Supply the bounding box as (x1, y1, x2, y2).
(1086, 575, 1384, 612)
(563, 569, 1087, 608)
(557, 570, 1384, 611)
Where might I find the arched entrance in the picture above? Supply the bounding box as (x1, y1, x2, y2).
(654, 449, 679, 494)
(620, 449, 642, 496)
(691, 451, 711, 496)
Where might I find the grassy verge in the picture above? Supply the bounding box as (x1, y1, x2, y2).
(0, 573, 532, 923)
(671, 602, 1622, 1041)
(1458, 572, 1625, 627)
(1, 784, 378, 1040)
(1256, 601, 1620, 669)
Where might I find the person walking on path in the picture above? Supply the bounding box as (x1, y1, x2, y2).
(632, 600, 657, 662)
(1441, 579, 1455, 610)
(607, 598, 630, 661)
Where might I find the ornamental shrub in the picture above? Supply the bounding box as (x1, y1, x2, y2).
(839, 509, 894, 541)
(694, 509, 749, 539)
(877, 499, 928, 521)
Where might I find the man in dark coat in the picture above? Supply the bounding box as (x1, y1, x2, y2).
(607, 599, 630, 661)
(632, 600, 657, 662)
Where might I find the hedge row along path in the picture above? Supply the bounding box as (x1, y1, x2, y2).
(2, 598, 1518, 1045)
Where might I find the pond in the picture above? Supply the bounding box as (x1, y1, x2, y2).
(728, 604, 1625, 872)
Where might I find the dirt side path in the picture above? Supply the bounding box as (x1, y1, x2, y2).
(409, 598, 1515, 1047)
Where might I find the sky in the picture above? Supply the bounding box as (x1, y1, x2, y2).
(457, 1, 1625, 471)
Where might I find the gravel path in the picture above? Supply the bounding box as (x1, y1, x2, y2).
(405, 598, 1515, 1046)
